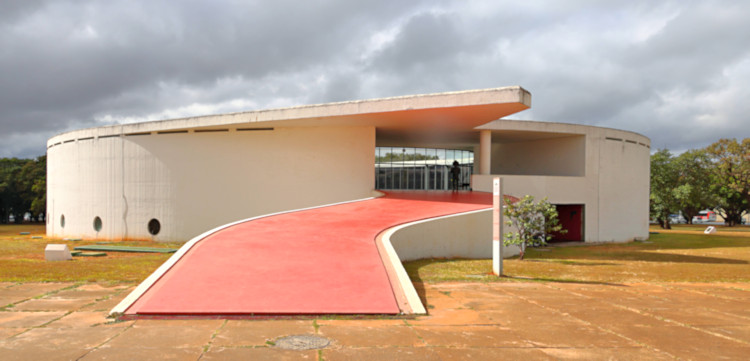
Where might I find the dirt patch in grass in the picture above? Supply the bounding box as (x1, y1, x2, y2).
(405, 230, 750, 284)
(0, 224, 181, 283)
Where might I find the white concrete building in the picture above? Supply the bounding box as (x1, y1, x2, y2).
(46, 86, 650, 244)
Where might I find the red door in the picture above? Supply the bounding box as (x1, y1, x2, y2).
(550, 205, 583, 242)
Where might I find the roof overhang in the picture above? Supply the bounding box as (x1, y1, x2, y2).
(49, 86, 531, 145)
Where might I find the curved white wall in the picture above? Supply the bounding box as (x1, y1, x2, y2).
(388, 209, 520, 261)
(472, 120, 650, 243)
(597, 137, 650, 242)
(47, 126, 375, 242)
(47, 115, 650, 246)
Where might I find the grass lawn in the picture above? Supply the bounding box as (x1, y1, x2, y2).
(651, 223, 750, 234)
(405, 224, 750, 284)
(0, 224, 181, 283)
(3, 223, 750, 285)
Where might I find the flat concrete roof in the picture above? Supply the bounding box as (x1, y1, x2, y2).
(49, 86, 531, 146)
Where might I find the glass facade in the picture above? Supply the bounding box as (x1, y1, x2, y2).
(375, 147, 474, 190)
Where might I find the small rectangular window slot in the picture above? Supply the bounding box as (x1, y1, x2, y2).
(625, 140, 637, 144)
(195, 129, 229, 133)
(237, 127, 274, 132)
(125, 132, 151, 136)
(605, 137, 623, 142)
(48, 144, 57, 149)
(63, 139, 75, 143)
(157, 130, 189, 135)
(98, 134, 121, 139)
(78, 137, 94, 141)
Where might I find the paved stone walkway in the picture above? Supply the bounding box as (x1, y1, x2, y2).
(1, 281, 749, 360)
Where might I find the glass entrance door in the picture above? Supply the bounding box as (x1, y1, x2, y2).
(375, 147, 473, 190)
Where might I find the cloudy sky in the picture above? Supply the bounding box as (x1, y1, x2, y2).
(1, 0, 748, 158)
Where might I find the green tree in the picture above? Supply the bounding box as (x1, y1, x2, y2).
(673, 149, 715, 224)
(0, 158, 26, 223)
(31, 177, 46, 216)
(24, 156, 47, 217)
(0, 156, 46, 223)
(503, 195, 565, 260)
(706, 138, 749, 226)
(650, 149, 680, 229)
(375, 152, 439, 162)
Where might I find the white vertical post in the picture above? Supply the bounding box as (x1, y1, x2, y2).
(492, 177, 504, 276)
(479, 130, 492, 175)
(442, 166, 449, 190)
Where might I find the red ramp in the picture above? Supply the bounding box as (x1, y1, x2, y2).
(121, 191, 491, 317)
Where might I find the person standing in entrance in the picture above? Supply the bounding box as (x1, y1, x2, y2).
(450, 161, 461, 191)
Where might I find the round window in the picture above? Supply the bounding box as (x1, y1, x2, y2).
(60, 214, 65, 228)
(148, 219, 161, 236)
(93, 216, 102, 232)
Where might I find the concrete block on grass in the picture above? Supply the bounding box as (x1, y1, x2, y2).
(45, 244, 72, 261)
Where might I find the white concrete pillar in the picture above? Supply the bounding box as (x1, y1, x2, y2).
(479, 130, 492, 175)
(492, 177, 503, 276)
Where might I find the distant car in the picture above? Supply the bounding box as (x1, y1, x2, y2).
(692, 210, 717, 224)
(669, 214, 686, 224)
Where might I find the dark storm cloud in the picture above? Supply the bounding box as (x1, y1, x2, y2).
(594, 2, 750, 150)
(0, 0, 50, 23)
(0, 0, 748, 157)
(0, 0, 435, 156)
(372, 13, 470, 71)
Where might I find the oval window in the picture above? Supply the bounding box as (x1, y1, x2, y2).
(93, 216, 102, 232)
(148, 219, 161, 236)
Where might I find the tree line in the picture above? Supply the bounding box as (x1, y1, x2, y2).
(651, 138, 749, 228)
(0, 156, 46, 224)
(375, 152, 440, 162)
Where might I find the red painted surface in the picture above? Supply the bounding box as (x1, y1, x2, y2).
(551, 204, 584, 242)
(125, 191, 492, 316)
